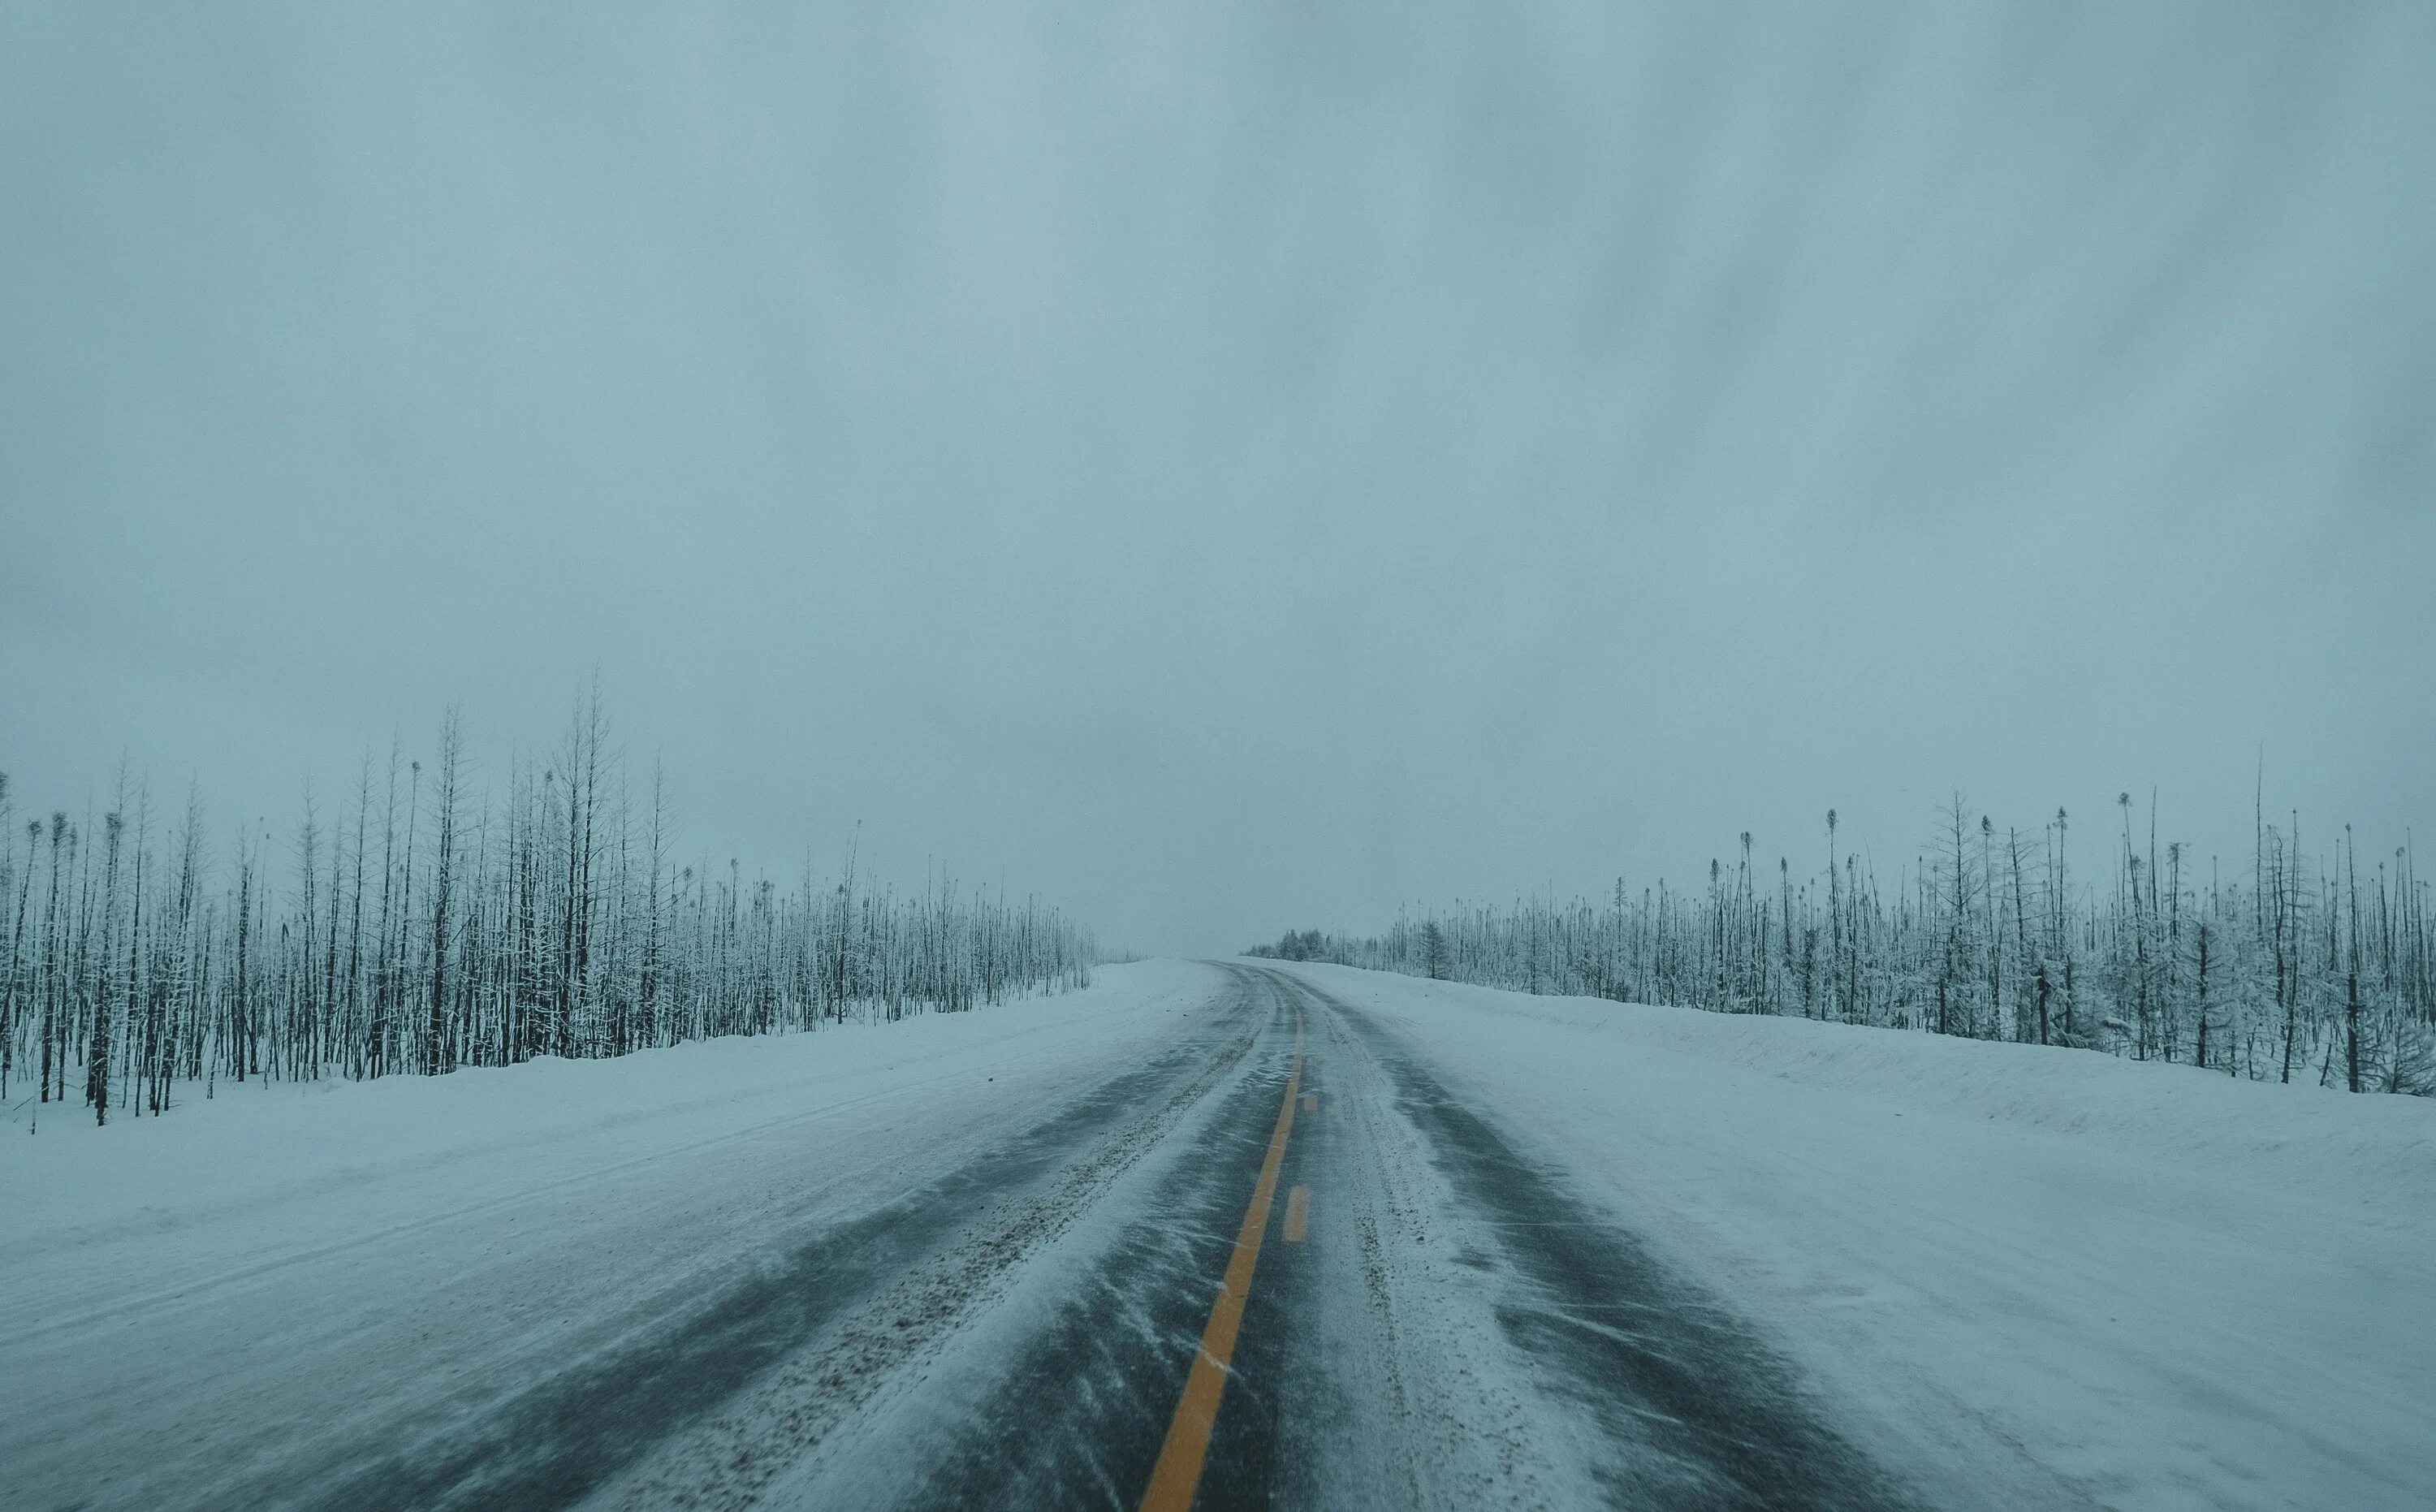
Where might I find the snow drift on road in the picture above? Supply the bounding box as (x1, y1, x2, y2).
(0, 961, 1222, 1512)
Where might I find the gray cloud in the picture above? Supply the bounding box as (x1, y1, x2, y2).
(5, 1, 2432, 954)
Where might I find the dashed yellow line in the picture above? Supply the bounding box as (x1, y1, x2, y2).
(1138, 1010, 1306, 1512)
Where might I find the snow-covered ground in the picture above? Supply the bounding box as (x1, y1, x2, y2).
(7, 957, 2430, 1511)
(1275, 961, 2436, 1512)
(3, 967, 1187, 1252)
(0, 962, 1220, 1510)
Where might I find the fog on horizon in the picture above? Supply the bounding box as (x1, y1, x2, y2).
(4, 2, 2432, 957)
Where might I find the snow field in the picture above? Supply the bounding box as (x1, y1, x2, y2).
(1277, 961, 2436, 1512)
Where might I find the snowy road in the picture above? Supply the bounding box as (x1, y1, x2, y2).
(10, 960, 2431, 1510)
(6, 964, 1902, 1511)
(706, 965, 1902, 1512)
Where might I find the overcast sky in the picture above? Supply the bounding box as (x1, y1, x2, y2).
(4, 2, 2432, 956)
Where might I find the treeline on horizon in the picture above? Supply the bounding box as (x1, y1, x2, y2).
(1255, 793, 2435, 1095)
(2, 690, 1098, 1130)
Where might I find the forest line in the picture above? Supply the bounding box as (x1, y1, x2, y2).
(1256, 793, 2434, 1095)
(2, 692, 1099, 1129)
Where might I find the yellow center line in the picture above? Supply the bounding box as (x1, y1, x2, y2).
(1138, 1009, 1306, 1512)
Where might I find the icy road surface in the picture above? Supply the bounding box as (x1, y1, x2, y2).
(6, 961, 2431, 1510)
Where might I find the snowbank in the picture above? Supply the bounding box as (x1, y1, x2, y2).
(1, 962, 1212, 1324)
(1273, 961, 2436, 1512)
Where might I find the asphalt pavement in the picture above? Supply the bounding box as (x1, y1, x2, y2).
(42, 965, 1912, 1511)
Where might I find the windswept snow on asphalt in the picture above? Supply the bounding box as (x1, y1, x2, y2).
(0, 961, 1216, 1512)
(11, 957, 2431, 1512)
(1275, 961, 2436, 1512)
